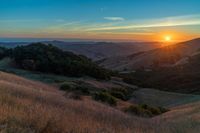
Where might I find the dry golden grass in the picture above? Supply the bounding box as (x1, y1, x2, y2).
(0, 72, 145, 133)
(0, 71, 199, 133)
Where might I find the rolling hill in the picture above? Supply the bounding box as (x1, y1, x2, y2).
(0, 41, 162, 61)
(0, 39, 200, 132)
(100, 38, 200, 71)
(0, 71, 200, 133)
(45, 41, 162, 61)
(0, 43, 111, 80)
(0, 41, 199, 132)
(121, 47, 200, 94)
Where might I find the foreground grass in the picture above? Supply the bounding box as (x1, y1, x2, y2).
(0, 71, 147, 133)
(0, 71, 200, 133)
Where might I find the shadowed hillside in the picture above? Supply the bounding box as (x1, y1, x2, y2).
(122, 50, 200, 94)
(0, 43, 111, 80)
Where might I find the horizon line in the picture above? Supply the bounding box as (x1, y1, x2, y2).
(0, 37, 199, 43)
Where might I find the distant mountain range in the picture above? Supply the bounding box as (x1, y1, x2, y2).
(0, 41, 162, 60)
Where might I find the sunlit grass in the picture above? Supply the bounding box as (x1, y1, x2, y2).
(0, 71, 199, 133)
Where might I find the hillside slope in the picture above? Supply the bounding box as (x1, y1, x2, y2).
(101, 38, 200, 71)
(122, 50, 200, 94)
(153, 101, 200, 133)
(2, 43, 111, 80)
(0, 71, 200, 133)
(47, 41, 162, 61)
(0, 71, 139, 132)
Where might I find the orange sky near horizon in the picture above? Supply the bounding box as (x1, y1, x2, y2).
(1, 29, 198, 43)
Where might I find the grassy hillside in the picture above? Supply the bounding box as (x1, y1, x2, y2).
(0, 71, 146, 132)
(101, 38, 200, 71)
(0, 57, 199, 108)
(122, 51, 200, 94)
(0, 71, 200, 133)
(0, 71, 137, 132)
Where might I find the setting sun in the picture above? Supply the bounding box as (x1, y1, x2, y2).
(164, 36, 172, 42)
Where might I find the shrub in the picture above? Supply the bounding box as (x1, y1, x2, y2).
(158, 106, 169, 113)
(139, 104, 169, 115)
(139, 104, 148, 109)
(69, 93, 82, 100)
(75, 86, 90, 95)
(124, 105, 152, 117)
(125, 104, 169, 117)
(125, 105, 142, 115)
(110, 91, 126, 100)
(148, 107, 161, 115)
(93, 92, 117, 106)
(60, 83, 72, 91)
(60, 83, 90, 95)
(109, 87, 133, 101)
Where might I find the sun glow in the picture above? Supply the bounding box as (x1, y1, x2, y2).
(164, 35, 172, 42)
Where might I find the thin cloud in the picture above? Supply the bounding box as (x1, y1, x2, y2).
(104, 17, 125, 21)
(102, 32, 154, 35)
(90, 14, 200, 31)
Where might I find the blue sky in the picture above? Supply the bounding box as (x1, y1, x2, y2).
(0, 0, 200, 41)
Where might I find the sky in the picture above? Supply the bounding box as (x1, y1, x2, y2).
(0, 0, 200, 42)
